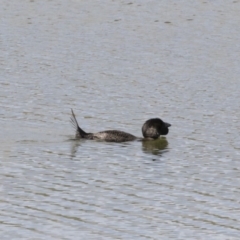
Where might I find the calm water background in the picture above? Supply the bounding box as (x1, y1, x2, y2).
(1, 0, 240, 239)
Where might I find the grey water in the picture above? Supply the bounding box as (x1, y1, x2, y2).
(1, 0, 240, 239)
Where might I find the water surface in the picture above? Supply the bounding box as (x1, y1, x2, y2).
(1, 0, 240, 239)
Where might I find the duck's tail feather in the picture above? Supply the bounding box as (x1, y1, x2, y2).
(70, 109, 87, 138)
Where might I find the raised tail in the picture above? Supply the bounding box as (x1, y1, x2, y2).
(70, 109, 88, 138)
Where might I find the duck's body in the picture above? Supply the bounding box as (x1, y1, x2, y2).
(70, 109, 170, 142)
(85, 130, 137, 142)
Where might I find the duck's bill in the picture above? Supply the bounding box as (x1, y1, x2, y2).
(164, 122, 171, 127)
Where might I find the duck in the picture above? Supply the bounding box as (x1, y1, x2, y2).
(70, 109, 171, 142)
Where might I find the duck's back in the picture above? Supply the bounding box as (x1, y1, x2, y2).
(92, 130, 137, 142)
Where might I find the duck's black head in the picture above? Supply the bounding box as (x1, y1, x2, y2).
(142, 118, 171, 139)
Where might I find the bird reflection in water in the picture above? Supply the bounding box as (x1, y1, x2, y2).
(70, 139, 82, 158)
(141, 137, 169, 157)
(70, 138, 169, 159)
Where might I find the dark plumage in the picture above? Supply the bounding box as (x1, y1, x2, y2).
(142, 118, 171, 139)
(70, 109, 171, 142)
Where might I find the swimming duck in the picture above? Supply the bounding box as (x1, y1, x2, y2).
(71, 109, 171, 142)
